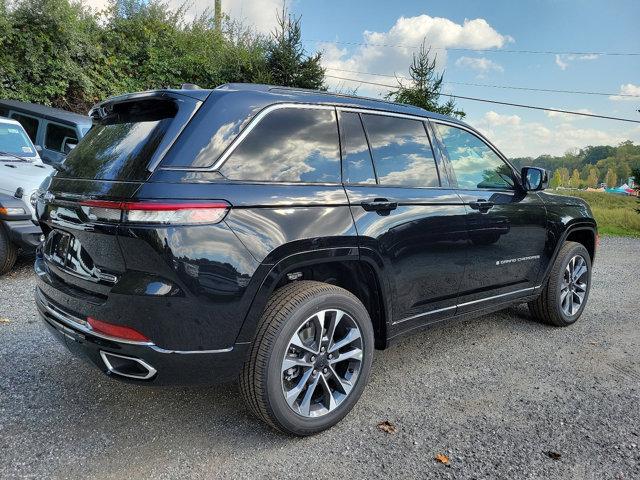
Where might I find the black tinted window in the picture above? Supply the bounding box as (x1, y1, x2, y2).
(434, 124, 514, 190)
(220, 108, 340, 183)
(362, 114, 439, 188)
(340, 112, 375, 184)
(45, 123, 78, 153)
(61, 99, 177, 180)
(10, 113, 39, 142)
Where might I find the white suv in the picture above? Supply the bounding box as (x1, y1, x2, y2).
(0, 117, 53, 273)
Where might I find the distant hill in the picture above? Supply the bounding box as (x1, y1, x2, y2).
(510, 141, 640, 188)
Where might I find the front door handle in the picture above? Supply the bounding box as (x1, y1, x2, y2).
(468, 199, 494, 213)
(361, 198, 398, 212)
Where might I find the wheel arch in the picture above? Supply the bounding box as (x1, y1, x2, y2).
(235, 247, 392, 349)
(541, 222, 597, 285)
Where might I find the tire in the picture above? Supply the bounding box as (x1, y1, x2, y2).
(528, 241, 592, 327)
(0, 227, 18, 276)
(240, 280, 375, 436)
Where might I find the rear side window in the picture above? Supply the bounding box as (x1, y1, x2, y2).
(433, 123, 514, 190)
(362, 114, 439, 188)
(61, 99, 178, 181)
(45, 123, 78, 153)
(339, 112, 376, 184)
(220, 108, 340, 183)
(10, 113, 39, 143)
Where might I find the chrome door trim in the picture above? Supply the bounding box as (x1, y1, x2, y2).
(392, 285, 540, 325)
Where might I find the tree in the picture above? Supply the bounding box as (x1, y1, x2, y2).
(265, 7, 325, 90)
(557, 167, 570, 187)
(605, 167, 617, 188)
(586, 167, 599, 188)
(570, 169, 581, 188)
(385, 41, 464, 118)
(550, 170, 562, 188)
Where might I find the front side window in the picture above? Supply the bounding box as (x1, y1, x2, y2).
(339, 111, 376, 184)
(434, 123, 514, 190)
(45, 123, 78, 153)
(220, 107, 340, 183)
(361, 114, 439, 188)
(10, 113, 39, 143)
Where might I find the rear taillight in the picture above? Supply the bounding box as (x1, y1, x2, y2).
(87, 316, 151, 343)
(80, 200, 230, 225)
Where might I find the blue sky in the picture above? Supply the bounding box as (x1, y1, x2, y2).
(87, 0, 640, 157)
(291, 0, 640, 157)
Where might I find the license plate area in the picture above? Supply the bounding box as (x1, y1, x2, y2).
(44, 230, 117, 284)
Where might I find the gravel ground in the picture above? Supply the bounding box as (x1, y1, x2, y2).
(1, 236, 639, 480)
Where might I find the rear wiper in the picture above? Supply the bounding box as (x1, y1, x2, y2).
(0, 151, 31, 163)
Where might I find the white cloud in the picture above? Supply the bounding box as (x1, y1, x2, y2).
(554, 53, 599, 70)
(545, 108, 594, 121)
(482, 111, 520, 126)
(81, 0, 283, 33)
(609, 83, 640, 101)
(474, 112, 640, 157)
(455, 56, 504, 76)
(555, 54, 569, 70)
(321, 14, 512, 95)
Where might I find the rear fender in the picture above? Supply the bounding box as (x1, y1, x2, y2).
(234, 246, 393, 346)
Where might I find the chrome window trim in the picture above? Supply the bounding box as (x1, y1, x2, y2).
(392, 285, 540, 325)
(337, 106, 431, 123)
(159, 102, 335, 172)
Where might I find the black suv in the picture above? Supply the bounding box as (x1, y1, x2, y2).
(35, 84, 597, 435)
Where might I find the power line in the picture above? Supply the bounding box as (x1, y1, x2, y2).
(307, 39, 640, 57)
(324, 67, 640, 98)
(324, 75, 640, 124)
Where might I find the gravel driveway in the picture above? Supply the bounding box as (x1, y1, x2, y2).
(1, 237, 639, 479)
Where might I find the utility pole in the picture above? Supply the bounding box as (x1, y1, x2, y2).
(214, 0, 222, 32)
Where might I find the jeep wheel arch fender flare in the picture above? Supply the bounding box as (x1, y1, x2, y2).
(234, 246, 394, 346)
(539, 222, 597, 286)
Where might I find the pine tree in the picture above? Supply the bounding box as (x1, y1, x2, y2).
(265, 7, 325, 90)
(385, 41, 464, 118)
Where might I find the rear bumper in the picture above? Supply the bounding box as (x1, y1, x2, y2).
(4, 220, 43, 251)
(36, 287, 250, 385)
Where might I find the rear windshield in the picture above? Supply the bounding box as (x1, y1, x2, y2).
(60, 99, 177, 180)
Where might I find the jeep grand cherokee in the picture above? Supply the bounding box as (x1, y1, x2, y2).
(35, 84, 597, 436)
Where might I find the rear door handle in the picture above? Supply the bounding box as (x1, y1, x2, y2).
(468, 199, 494, 213)
(361, 198, 398, 212)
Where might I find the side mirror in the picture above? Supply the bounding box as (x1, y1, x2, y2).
(35, 145, 43, 153)
(521, 166, 548, 191)
(63, 143, 77, 154)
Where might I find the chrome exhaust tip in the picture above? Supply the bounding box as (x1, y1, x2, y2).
(99, 351, 157, 380)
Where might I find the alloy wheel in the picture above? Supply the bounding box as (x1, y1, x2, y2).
(281, 309, 363, 418)
(560, 254, 588, 316)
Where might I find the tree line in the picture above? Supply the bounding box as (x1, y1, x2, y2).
(511, 141, 640, 188)
(0, 0, 325, 113)
(0, 0, 463, 117)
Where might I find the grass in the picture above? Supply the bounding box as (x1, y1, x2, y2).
(549, 189, 640, 238)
